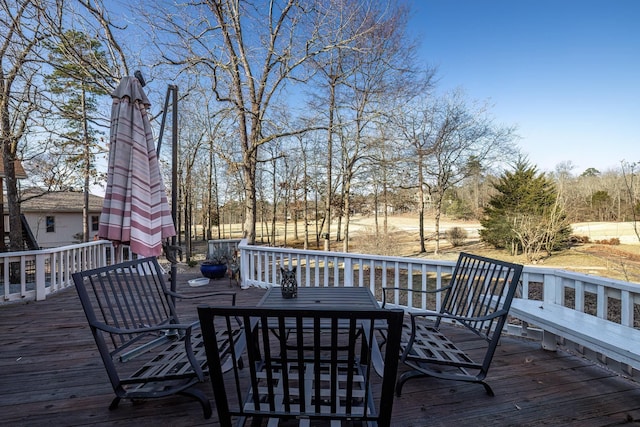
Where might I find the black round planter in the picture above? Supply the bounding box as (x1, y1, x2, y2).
(200, 263, 228, 279)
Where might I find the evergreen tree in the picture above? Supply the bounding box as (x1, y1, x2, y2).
(44, 30, 111, 241)
(480, 159, 572, 260)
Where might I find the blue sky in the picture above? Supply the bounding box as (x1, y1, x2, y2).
(407, 0, 639, 174)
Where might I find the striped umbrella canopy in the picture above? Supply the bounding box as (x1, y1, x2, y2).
(98, 76, 176, 257)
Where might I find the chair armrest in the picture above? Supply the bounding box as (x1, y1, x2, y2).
(103, 322, 205, 379)
(166, 290, 237, 305)
(381, 286, 451, 308)
(409, 309, 508, 324)
(91, 320, 198, 336)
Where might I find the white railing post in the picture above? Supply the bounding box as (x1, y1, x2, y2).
(343, 258, 353, 287)
(621, 290, 633, 327)
(597, 283, 607, 319)
(35, 252, 48, 301)
(237, 239, 250, 288)
(543, 271, 559, 303)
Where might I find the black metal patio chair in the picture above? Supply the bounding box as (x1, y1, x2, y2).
(198, 305, 405, 427)
(72, 256, 240, 418)
(382, 252, 523, 396)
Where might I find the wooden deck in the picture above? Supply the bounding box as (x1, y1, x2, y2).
(1, 273, 640, 426)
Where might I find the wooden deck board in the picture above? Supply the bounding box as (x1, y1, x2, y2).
(1, 275, 639, 426)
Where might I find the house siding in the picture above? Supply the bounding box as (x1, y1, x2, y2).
(24, 212, 101, 248)
(12, 190, 104, 249)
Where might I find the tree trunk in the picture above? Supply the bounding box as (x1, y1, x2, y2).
(301, 141, 309, 250)
(417, 155, 426, 253)
(271, 159, 277, 246)
(373, 184, 379, 236)
(383, 178, 389, 235)
(242, 151, 257, 244)
(434, 196, 442, 255)
(3, 149, 22, 251)
(342, 178, 352, 252)
(81, 88, 90, 242)
(1, 89, 23, 250)
(322, 79, 336, 251)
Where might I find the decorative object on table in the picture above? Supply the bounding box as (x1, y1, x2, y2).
(200, 245, 231, 279)
(280, 266, 298, 298)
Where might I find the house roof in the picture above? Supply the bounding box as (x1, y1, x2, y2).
(19, 190, 104, 213)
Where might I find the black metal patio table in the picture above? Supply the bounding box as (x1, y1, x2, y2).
(258, 286, 380, 310)
(199, 286, 403, 426)
(257, 286, 385, 375)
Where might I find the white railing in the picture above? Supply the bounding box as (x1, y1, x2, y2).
(238, 239, 640, 374)
(239, 239, 456, 299)
(515, 267, 640, 328)
(6, 237, 639, 374)
(207, 239, 242, 259)
(1, 240, 130, 303)
(239, 240, 639, 324)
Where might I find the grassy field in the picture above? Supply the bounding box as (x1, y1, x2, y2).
(193, 214, 640, 284)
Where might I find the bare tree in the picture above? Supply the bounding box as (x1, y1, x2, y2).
(1, 0, 53, 251)
(305, 0, 355, 251)
(337, 2, 417, 253)
(621, 161, 640, 242)
(1, 0, 132, 251)
(300, 0, 420, 252)
(420, 90, 517, 254)
(203, 106, 235, 241)
(70, 0, 130, 88)
(510, 192, 570, 262)
(153, 0, 346, 244)
(177, 102, 209, 261)
(392, 96, 437, 253)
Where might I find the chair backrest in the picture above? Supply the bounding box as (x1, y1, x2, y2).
(72, 257, 177, 373)
(198, 305, 404, 427)
(439, 252, 523, 341)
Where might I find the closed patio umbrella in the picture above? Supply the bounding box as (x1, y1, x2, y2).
(99, 76, 176, 257)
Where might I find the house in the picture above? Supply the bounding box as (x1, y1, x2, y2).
(18, 190, 104, 248)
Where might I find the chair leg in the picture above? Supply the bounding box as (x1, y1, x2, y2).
(109, 396, 121, 410)
(179, 387, 213, 419)
(395, 370, 427, 396)
(396, 369, 496, 397)
(480, 380, 495, 397)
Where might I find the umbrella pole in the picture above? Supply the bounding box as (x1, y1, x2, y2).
(170, 85, 178, 293)
(158, 84, 180, 293)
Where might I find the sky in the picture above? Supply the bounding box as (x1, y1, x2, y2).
(407, 0, 639, 174)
